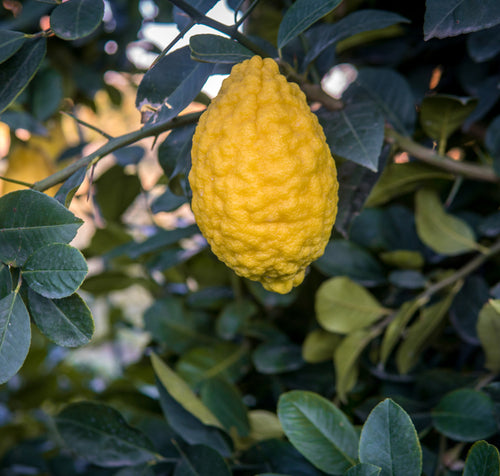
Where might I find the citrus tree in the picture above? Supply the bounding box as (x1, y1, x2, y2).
(1, 0, 500, 475)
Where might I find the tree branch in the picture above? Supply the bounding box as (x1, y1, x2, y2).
(385, 127, 500, 183)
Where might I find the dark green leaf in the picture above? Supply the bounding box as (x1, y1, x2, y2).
(31, 68, 63, 121)
(55, 167, 88, 207)
(320, 88, 384, 171)
(0, 30, 26, 65)
(216, 299, 257, 340)
(27, 290, 93, 347)
(424, 0, 500, 40)
(158, 124, 196, 181)
(388, 270, 426, 289)
(200, 378, 250, 437)
(173, 0, 218, 30)
(50, 0, 105, 40)
(174, 444, 231, 476)
(22, 244, 87, 299)
(314, 240, 387, 287)
(190, 34, 254, 63)
(303, 10, 410, 68)
(0, 264, 12, 297)
(432, 389, 497, 442)
(252, 341, 304, 374)
(277, 0, 342, 49)
(0, 190, 83, 267)
(81, 271, 152, 294)
(0, 37, 46, 115)
(113, 146, 144, 166)
(0, 291, 31, 384)
(55, 401, 158, 467)
(0, 110, 47, 135)
(151, 189, 187, 214)
(359, 399, 422, 476)
(479, 211, 500, 238)
(277, 390, 358, 474)
(485, 115, 500, 176)
(463, 440, 500, 476)
(420, 95, 478, 143)
(345, 464, 382, 476)
(467, 24, 500, 62)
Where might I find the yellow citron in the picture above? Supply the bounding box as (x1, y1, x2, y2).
(189, 56, 338, 294)
(1, 145, 58, 196)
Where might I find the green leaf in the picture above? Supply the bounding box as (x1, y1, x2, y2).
(396, 291, 458, 374)
(314, 240, 387, 287)
(176, 343, 250, 386)
(0, 190, 83, 267)
(151, 353, 222, 429)
(485, 115, 500, 176)
(50, 0, 105, 40)
(278, 0, 342, 49)
(379, 300, 421, 366)
(0, 291, 31, 384)
(424, 0, 500, 40)
(415, 188, 479, 255)
(252, 341, 304, 374)
(467, 24, 500, 62)
(302, 329, 341, 364)
(31, 68, 63, 121)
(200, 378, 250, 437)
(27, 290, 93, 347)
(302, 10, 409, 68)
(316, 276, 387, 334)
(0, 37, 46, 115)
(359, 399, 422, 476)
(277, 390, 358, 474)
(366, 162, 452, 207)
(158, 124, 196, 182)
(55, 401, 157, 467)
(0, 30, 26, 65)
(477, 300, 500, 373)
(345, 464, 382, 476)
(0, 264, 12, 297)
(190, 34, 254, 63)
(174, 445, 231, 476)
(22, 243, 88, 299)
(334, 329, 373, 401)
(320, 89, 384, 171)
(432, 389, 497, 442)
(151, 189, 187, 214)
(216, 299, 257, 340)
(420, 95, 478, 144)
(463, 440, 500, 476)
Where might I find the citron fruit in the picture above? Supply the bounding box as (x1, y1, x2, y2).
(189, 56, 338, 294)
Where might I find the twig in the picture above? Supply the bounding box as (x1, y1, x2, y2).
(61, 111, 113, 140)
(385, 127, 500, 183)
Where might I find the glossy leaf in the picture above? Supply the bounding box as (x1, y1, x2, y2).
(396, 291, 458, 374)
(200, 378, 250, 437)
(0, 291, 31, 384)
(27, 290, 93, 347)
(420, 95, 478, 143)
(424, 0, 500, 40)
(366, 162, 452, 207)
(174, 444, 231, 476)
(334, 329, 373, 401)
(345, 464, 382, 476)
(151, 353, 222, 429)
(277, 0, 342, 48)
(359, 399, 422, 476)
(0, 30, 26, 65)
(55, 401, 157, 467)
(320, 89, 384, 171)
(302, 10, 409, 67)
(467, 24, 500, 62)
(415, 188, 479, 255)
(314, 240, 387, 287)
(277, 390, 358, 474)
(302, 329, 341, 364)
(0, 37, 46, 115)
(50, 0, 105, 40)
(0, 190, 82, 267)
(316, 276, 387, 334)
(432, 389, 497, 441)
(190, 34, 254, 63)
(463, 440, 500, 476)
(477, 300, 500, 372)
(22, 243, 88, 299)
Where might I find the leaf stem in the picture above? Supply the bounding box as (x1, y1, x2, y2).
(32, 112, 202, 192)
(61, 111, 113, 139)
(0, 176, 33, 187)
(385, 127, 500, 183)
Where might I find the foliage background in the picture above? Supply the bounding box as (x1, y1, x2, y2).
(1, 0, 500, 475)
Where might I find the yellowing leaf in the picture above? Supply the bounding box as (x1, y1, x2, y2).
(477, 300, 500, 373)
(415, 188, 479, 255)
(302, 329, 341, 363)
(316, 276, 388, 334)
(151, 353, 222, 429)
(379, 250, 425, 269)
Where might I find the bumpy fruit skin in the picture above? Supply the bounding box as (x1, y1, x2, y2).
(189, 56, 338, 294)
